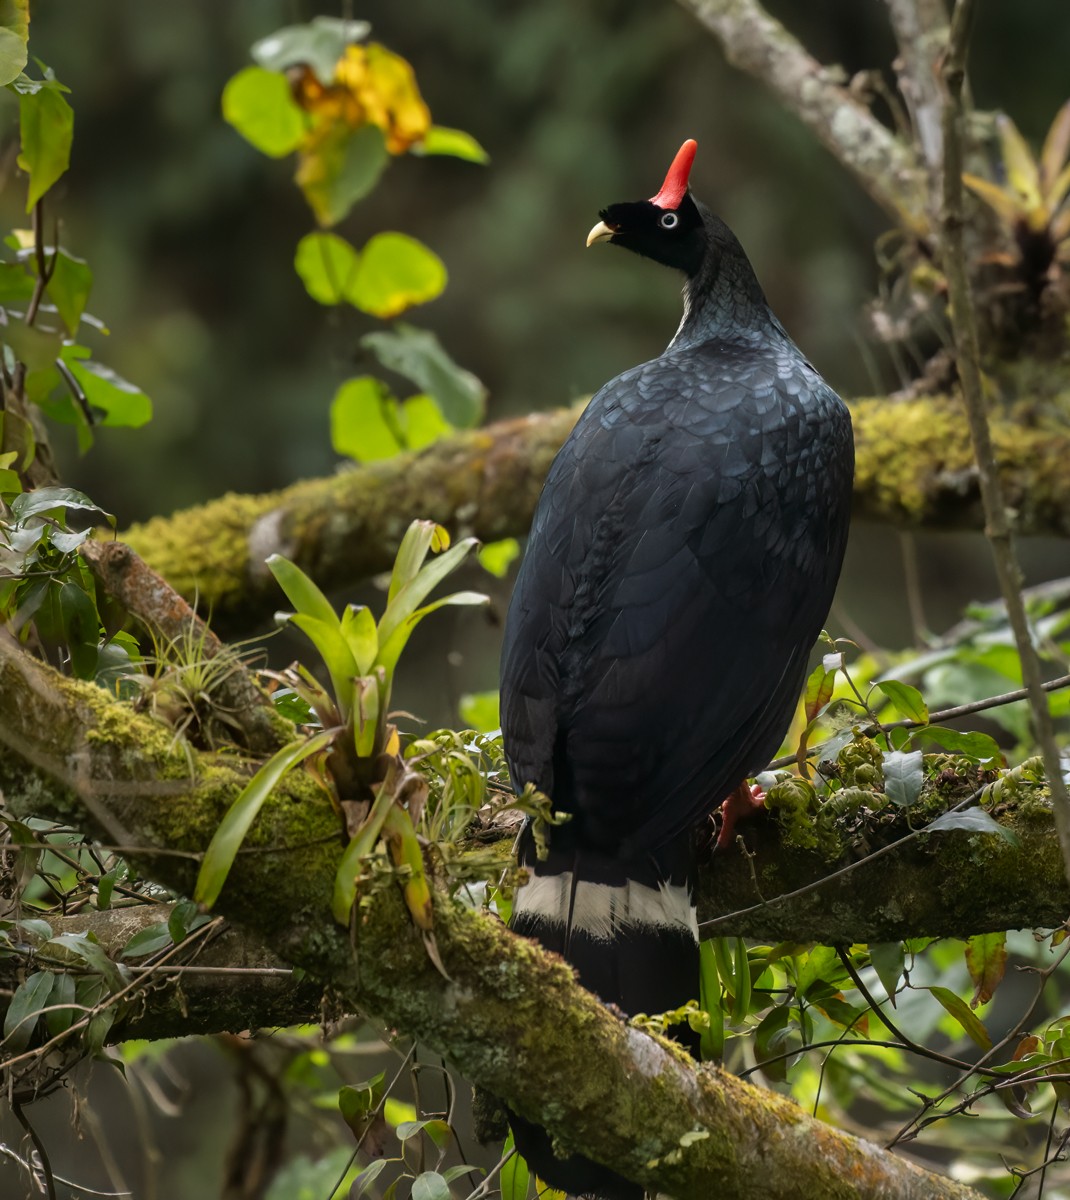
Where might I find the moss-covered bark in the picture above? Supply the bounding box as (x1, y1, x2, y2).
(0, 637, 989, 1199)
(117, 390, 1070, 629)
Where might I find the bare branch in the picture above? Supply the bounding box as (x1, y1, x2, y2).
(676, 0, 929, 233)
(885, 0, 949, 182)
(938, 0, 1070, 882)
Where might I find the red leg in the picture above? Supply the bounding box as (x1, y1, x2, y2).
(715, 782, 765, 851)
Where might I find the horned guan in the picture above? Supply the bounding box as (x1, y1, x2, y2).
(499, 139, 854, 1198)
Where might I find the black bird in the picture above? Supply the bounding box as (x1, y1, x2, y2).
(499, 139, 854, 1199)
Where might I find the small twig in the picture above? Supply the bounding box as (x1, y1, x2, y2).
(769, 673, 1070, 770)
(12, 1096, 57, 1200)
(939, 0, 1070, 884)
(677, 0, 928, 232)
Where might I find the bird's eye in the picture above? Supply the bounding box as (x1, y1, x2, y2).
(659, 211, 679, 229)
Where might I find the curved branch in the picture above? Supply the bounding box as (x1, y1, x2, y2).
(675, 0, 929, 233)
(120, 393, 1070, 630)
(0, 636, 992, 1200)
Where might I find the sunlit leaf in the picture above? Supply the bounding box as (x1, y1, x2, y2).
(330, 376, 403, 463)
(18, 83, 73, 210)
(66, 355, 153, 428)
(400, 394, 452, 450)
(500, 1135, 530, 1200)
(387, 519, 447, 607)
(0, 0, 29, 87)
(965, 932, 1007, 1008)
(341, 603, 378, 674)
(222, 66, 305, 158)
(414, 124, 489, 164)
(1040, 100, 1070, 197)
(458, 690, 500, 733)
(294, 231, 360, 305)
(195, 730, 335, 909)
(47, 249, 92, 334)
(478, 538, 519, 579)
(928, 984, 992, 1050)
(348, 233, 446, 318)
(912, 725, 1000, 763)
(698, 940, 725, 1062)
(997, 114, 1043, 214)
(874, 679, 928, 723)
(882, 750, 923, 808)
(362, 324, 484, 427)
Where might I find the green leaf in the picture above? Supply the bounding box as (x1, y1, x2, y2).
(882, 749, 923, 807)
(753, 1004, 795, 1081)
(44, 971, 76, 1037)
(294, 231, 360, 305)
(267, 554, 340, 629)
(332, 774, 399, 924)
(222, 66, 305, 158)
(120, 922, 173, 959)
(298, 123, 388, 228)
(10, 485, 111, 525)
(167, 899, 210, 946)
(478, 538, 519, 579)
(341, 603, 378, 674)
(3, 970, 54, 1052)
(350, 1159, 389, 1199)
(411, 1173, 450, 1200)
(58, 578, 100, 679)
(913, 725, 1001, 763)
(95, 867, 118, 910)
(66, 356, 152, 428)
(377, 590, 489, 678)
(965, 932, 1007, 1008)
(330, 376, 403, 463)
(0, 0, 29, 87)
(928, 984, 992, 1050)
(458, 690, 500, 733)
(195, 731, 335, 909)
(414, 125, 489, 164)
(926, 807, 1020, 846)
(731, 936, 751, 1022)
(348, 233, 447, 319)
(18, 83, 73, 209)
(47, 249, 92, 334)
(396, 1119, 451, 1148)
(874, 679, 929, 723)
(400, 393, 452, 449)
(362, 324, 485, 428)
(697, 940, 725, 1061)
(379, 536, 482, 646)
(0, 260, 34, 302)
(501, 1132, 529, 1200)
(285, 612, 359, 716)
(387, 519, 445, 606)
(869, 942, 905, 1007)
(47, 932, 126, 989)
(252, 16, 370, 85)
(5, 320, 62, 371)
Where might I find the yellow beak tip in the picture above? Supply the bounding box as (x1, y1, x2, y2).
(586, 220, 615, 248)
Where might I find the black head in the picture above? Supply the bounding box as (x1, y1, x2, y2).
(587, 139, 707, 276)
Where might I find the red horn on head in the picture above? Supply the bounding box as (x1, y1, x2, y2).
(649, 139, 697, 210)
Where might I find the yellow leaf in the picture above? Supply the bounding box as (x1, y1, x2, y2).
(962, 173, 1025, 225)
(359, 44, 431, 154)
(1040, 99, 1070, 198)
(997, 114, 1043, 213)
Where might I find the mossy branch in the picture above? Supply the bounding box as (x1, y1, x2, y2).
(0, 636, 1005, 1199)
(120, 392, 1070, 629)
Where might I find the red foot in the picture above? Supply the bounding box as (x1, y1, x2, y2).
(715, 782, 765, 852)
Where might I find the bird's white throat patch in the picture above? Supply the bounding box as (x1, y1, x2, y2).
(513, 873, 697, 943)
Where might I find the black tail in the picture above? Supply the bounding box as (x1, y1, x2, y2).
(507, 826, 699, 1200)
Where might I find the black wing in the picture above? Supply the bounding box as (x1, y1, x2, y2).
(500, 337, 853, 858)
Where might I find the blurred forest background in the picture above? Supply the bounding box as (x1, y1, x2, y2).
(4, 3, 1070, 1195)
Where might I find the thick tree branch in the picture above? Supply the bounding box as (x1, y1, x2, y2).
(0, 637, 998, 1200)
(120, 393, 1070, 629)
(884, 0, 948, 183)
(675, 0, 929, 233)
